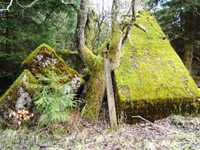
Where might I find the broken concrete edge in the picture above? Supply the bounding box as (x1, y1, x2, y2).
(0, 69, 39, 125)
(0, 69, 38, 104)
(117, 97, 198, 123)
(21, 44, 85, 90)
(21, 44, 83, 78)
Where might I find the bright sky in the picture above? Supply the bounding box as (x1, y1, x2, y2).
(90, 0, 145, 14)
(90, 0, 112, 13)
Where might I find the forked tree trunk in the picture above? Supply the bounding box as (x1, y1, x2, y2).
(75, 0, 106, 120)
(76, 0, 137, 121)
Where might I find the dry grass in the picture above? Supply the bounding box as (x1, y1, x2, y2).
(0, 114, 200, 150)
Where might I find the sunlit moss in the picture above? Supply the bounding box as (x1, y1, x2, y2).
(115, 11, 200, 123)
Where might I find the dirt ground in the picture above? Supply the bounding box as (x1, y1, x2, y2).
(0, 114, 200, 150)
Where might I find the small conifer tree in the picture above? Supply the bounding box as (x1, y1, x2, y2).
(32, 64, 76, 126)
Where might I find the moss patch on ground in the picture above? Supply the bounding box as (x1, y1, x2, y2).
(115, 11, 200, 123)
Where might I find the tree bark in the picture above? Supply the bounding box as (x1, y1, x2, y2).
(76, 0, 137, 121)
(76, 0, 105, 120)
(83, 57, 106, 120)
(183, 12, 196, 74)
(85, 9, 97, 50)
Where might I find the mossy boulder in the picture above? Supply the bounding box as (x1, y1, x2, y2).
(0, 69, 39, 124)
(56, 49, 88, 75)
(21, 44, 84, 94)
(115, 11, 200, 123)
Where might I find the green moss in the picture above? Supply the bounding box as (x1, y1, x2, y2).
(0, 69, 39, 119)
(115, 11, 200, 123)
(56, 49, 79, 59)
(21, 44, 84, 84)
(83, 56, 106, 120)
(109, 22, 124, 70)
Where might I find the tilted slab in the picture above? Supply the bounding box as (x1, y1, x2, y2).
(0, 69, 39, 123)
(21, 44, 84, 94)
(115, 11, 200, 123)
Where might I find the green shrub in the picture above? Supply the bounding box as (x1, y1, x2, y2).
(32, 65, 76, 126)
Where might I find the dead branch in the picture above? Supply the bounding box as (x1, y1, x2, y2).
(0, 0, 14, 12)
(134, 22, 147, 32)
(122, 0, 136, 47)
(132, 116, 178, 134)
(16, 0, 39, 8)
(61, 0, 78, 12)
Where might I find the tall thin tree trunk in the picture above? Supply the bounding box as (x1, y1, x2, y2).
(183, 12, 196, 74)
(183, 43, 194, 74)
(6, 11, 11, 53)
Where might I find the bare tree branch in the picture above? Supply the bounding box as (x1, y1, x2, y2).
(132, 116, 178, 134)
(122, 0, 136, 46)
(97, 32, 112, 54)
(134, 22, 147, 32)
(61, 0, 78, 12)
(0, 0, 14, 12)
(16, 0, 39, 8)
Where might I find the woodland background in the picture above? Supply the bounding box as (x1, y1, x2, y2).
(0, 0, 199, 97)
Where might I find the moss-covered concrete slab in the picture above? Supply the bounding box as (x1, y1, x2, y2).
(21, 44, 84, 94)
(115, 11, 200, 123)
(0, 69, 39, 124)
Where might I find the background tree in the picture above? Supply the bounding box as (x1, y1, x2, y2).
(146, 0, 200, 75)
(0, 0, 77, 94)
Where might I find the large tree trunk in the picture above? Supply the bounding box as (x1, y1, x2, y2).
(76, 0, 106, 120)
(76, 0, 137, 121)
(83, 57, 106, 120)
(183, 12, 196, 74)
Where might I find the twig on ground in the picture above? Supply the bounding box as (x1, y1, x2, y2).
(132, 115, 178, 134)
(0, 117, 12, 127)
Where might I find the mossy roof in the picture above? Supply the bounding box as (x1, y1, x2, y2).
(0, 69, 38, 113)
(114, 11, 200, 121)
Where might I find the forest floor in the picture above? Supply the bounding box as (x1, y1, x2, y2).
(0, 114, 200, 150)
